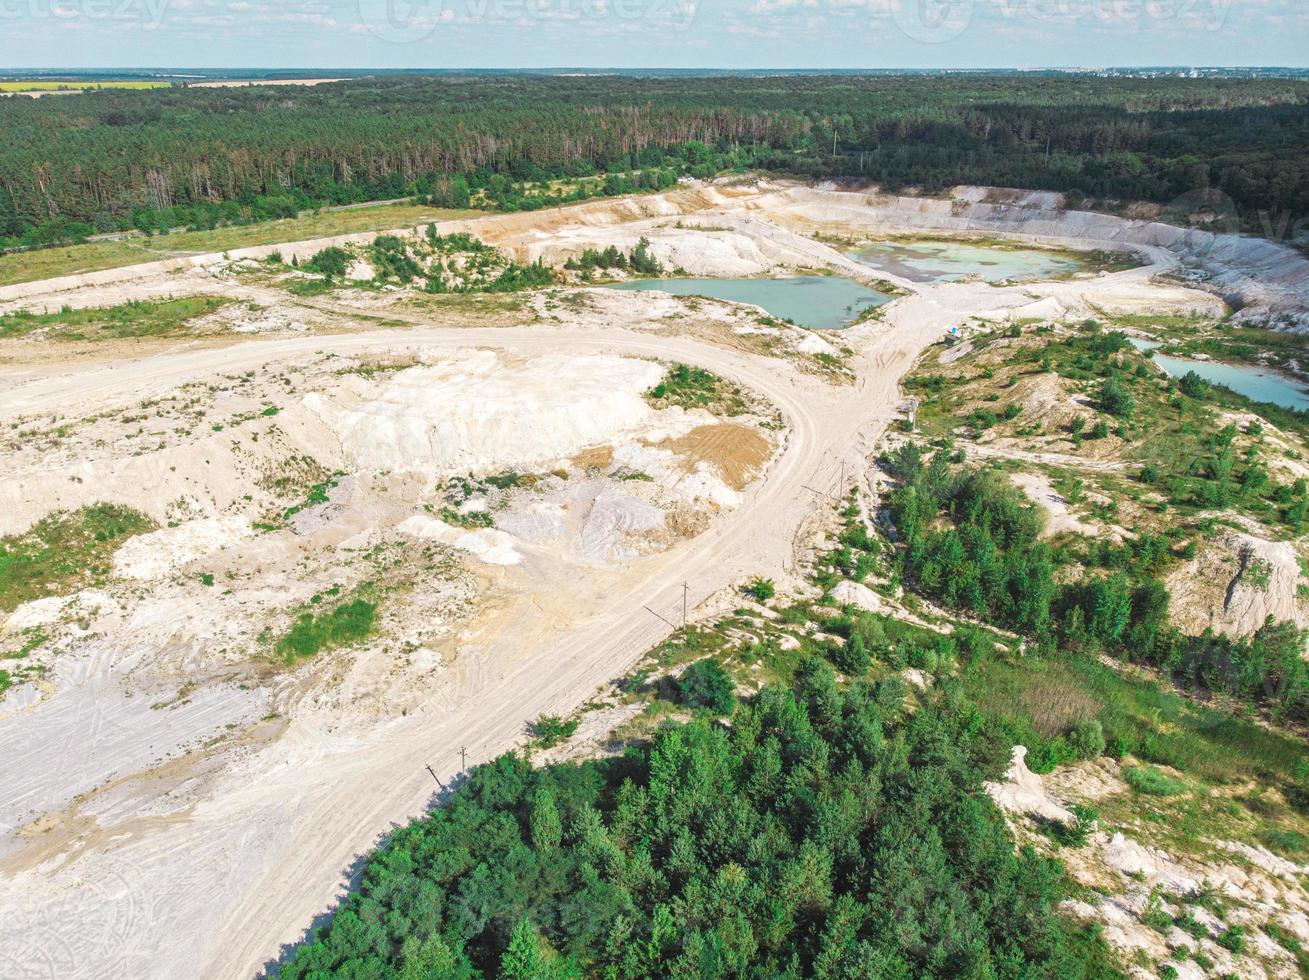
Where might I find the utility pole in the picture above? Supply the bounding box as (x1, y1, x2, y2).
(425, 764, 445, 790)
(460, 746, 468, 773)
(682, 582, 689, 628)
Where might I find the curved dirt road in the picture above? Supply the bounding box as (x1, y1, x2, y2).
(0, 303, 956, 978)
(0, 233, 1197, 978)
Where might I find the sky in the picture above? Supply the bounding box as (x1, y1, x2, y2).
(0, 0, 1305, 69)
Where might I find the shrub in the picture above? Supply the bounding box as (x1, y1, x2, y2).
(306, 246, 349, 280)
(1179, 370, 1211, 399)
(746, 576, 775, 602)
(1098, 377, 1135, 418)
(1217, 925, 1246, 954)
(1042, 803, 1097, 848)
(528, 715, 578, 748)
(629, 235, 663, 275)
(831, 632, 871, 675)
(678, 658, 737, 713)
(1068, 720, 1106, 760)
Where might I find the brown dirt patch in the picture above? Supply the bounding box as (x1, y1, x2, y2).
(655, 423, 772, 490)
(570, 444, 614, 472)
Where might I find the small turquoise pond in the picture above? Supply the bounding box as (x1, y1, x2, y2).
(1129, 338, 1309, 412)
(849, 240, 1082, 284)
(605, 276, 892, 329)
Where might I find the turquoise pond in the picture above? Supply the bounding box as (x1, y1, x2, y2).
(1129, 338, 1309, 412)
(848, 240, 1082, 284)
(604, 276, 892, 329)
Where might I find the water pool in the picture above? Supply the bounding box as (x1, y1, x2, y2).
(848, 240, 1083, 284)
(605, 275, 893, 329)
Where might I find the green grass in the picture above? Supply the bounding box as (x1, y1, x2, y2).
(1123, 764, 1188, 797)
(0, 204, 479, 287)
(0, 504, 155, 613)
(439, 506, 494, 529)
(275, 597, 377, 664)
(0, 296, 233, 341)
(1259, 827, 1309, 858)
(969, 652, 1309, 788)
(645, 363, 751, 416)
(281, 476, 340, 521)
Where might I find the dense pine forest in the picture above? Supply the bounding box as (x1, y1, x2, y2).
(279, 669, 1117, 979)
(2, 74, 1307, 248)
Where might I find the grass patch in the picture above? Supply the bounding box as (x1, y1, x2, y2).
(969, 653, 1309, 787)
(645, 363, 751, 416)
(439, 506, 493, 529)
(282, 475, 341, 521)
(0, 504, 155, 613)
(1258, 827, 1309, 858)
(1124, 764, 1188, 797)
(0, 204, 478, 287)
(276, 597, 376, 664)
(0, 296, 233, 341)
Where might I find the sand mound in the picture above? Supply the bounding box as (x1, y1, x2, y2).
(1166, 530, 1309, 637)
(301, 351, 688, 476)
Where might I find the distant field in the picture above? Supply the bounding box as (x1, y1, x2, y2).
(190, 78, 346, 88)
(0, 203, 481, 287)
(0, 80, 171, 94)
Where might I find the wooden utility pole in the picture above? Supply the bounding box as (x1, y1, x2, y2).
(682, 582, 689, 628)
(425, 764, 445, 790)
(460, 746, 467, 773)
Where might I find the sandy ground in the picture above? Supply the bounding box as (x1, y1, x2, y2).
(0, 181, 1237, 979)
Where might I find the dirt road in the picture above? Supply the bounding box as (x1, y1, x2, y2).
(0, 189, 1221, 978)
(0, 292, 963, 977)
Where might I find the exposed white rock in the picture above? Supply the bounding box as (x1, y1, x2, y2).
(985, 746, 1075, 824)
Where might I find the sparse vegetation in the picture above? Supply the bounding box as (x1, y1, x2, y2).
(0, 296, 231, 341)
(0, 504, 154, 612)
(645, 362, 750, 417)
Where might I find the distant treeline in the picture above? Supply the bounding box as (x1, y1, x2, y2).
(2, 74, 1307, 247)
